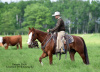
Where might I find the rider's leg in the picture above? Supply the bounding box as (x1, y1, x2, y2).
(56, 31, 65, 53)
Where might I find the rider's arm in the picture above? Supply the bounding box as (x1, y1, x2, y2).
(49, 19, 61, 32)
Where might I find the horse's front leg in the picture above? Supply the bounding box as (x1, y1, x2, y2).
(48, 51, 53, 65)
(39, 52, 47, 66)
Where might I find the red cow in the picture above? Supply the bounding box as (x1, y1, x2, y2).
(0, 35, 22, 49)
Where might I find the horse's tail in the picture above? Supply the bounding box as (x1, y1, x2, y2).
(81, 37, 90, 65)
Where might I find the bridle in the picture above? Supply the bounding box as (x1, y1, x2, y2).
(30, 31, 53, 50)
(30, 32, 36, 45)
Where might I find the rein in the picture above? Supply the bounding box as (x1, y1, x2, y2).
(41, 33, 53, 49)
(41, 33, 50, 44)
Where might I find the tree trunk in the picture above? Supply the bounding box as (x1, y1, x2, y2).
(77, 26, 78, 34)
(95, 23, 98, 33)
(83, 24, 84, 34)
(98, 24, 100, 33)
(69, 26, 71, 34)
(87, 23, 88, 34)
(94, 17, 98, 33)
(19, 16, 22, 28)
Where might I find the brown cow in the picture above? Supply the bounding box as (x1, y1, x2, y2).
(0, 43, 4, 47)
(0, 35, 22, 49)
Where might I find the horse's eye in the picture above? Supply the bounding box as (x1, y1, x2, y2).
(33, 34, 35, 36)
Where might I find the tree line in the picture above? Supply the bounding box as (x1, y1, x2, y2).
(0, 0, 100, 35)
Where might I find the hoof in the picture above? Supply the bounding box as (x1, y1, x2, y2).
(41, 62, 43, 66)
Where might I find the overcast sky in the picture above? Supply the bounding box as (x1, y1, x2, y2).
(0, 0, 98, 4)
(0, 0, 57, 3)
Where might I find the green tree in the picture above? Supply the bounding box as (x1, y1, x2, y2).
(22, 3, 54, 31)
(0, 7, 21, 34)
(90, 1, 100, 33)
(62, 0, 90, 33)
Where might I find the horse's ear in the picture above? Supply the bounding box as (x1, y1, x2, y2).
(28, 27, 31, 30)
(32, 27, 35, 31)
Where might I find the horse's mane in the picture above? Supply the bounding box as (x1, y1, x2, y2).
(35, 29, 48, 36)
(34, 29, 50, 43)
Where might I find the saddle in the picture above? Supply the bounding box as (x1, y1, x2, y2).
(53, 33, 74, 49)
(53, 33, 74, 60)
(64, 33, 74, 44)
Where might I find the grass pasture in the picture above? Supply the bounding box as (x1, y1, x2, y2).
(0, 34, 100, 72)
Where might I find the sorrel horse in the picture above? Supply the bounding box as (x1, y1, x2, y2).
(27, 27, 89, 65)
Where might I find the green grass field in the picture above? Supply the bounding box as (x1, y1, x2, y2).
(0, 34, 100, 72)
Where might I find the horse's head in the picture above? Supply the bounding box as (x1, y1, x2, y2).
(27, 27, 37, 45)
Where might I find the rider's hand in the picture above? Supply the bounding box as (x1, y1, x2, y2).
(47, 29, 50, 32)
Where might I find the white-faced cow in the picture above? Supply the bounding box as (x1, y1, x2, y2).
(0, 35, 22, 49)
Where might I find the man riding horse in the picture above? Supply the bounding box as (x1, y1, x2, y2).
(27, 11, 89, 65)
(47, 11, 66, 53)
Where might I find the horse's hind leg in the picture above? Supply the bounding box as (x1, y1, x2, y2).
(69, 49, 76, 61)
(78, 52, 86, 64)
(39, 52, 48, 65)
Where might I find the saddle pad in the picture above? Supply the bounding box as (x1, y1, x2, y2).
(66, 34, 74, 43)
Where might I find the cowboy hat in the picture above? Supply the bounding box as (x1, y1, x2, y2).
(52, 11, 60, 16)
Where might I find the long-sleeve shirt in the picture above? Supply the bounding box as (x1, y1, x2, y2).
(49, 17, 65, 32)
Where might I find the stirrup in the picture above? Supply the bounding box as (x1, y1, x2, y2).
(55, 50, 60, 58)
(56, 52, 58, 58)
